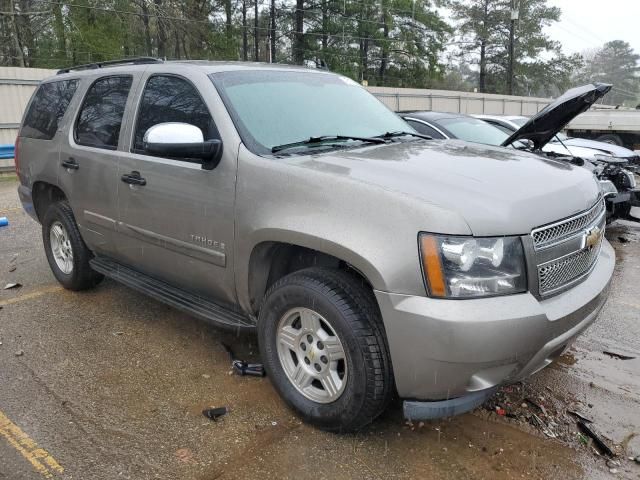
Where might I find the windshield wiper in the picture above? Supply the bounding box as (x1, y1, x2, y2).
(271, 135, 386, 153)
(375, 131, 433, 141)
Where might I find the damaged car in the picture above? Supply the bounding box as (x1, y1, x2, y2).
(16, 60, 614, 431)
(403, 84, 640, 224)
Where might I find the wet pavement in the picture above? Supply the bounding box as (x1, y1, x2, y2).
(1, 176, 639, 480)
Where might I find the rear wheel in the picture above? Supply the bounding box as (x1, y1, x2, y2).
(42, 201, 103, 291)
(258, 267, 393, 432)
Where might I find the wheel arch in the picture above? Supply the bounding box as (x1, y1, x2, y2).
(32, 181, 68, 222)
(241, 232, 384, 316)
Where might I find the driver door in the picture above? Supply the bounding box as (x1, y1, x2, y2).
(116, 73, 237, 305)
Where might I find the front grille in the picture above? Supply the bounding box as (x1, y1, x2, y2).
(531, 198, 605, 296)
(538, 241, 602, 295)
(531, 198, 605, 250)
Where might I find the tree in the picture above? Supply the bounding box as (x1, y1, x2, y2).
(0, 0, 451, 89)
(450, 0, 582, 96)
(450, 0, 504, 92)
(577, 40, 640, 106)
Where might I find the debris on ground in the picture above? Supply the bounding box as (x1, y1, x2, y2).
(618, 236, 629, 243)
(0, 216, 8, 227)
(14, 350, 24, 357)
(482, 382, 625, 461)
(221, 342, 266, 377)
(202, 406, 228, 421)
(7, 254, 17, 272)
(577, 421, 614, 457)
(567, 410, 593, 423)
(3, 282, 21, 290)
(532, 413, 557, 438)
(603, 350, 636, 360)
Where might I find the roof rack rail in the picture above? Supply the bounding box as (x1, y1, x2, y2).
(57, 57, 163, 75)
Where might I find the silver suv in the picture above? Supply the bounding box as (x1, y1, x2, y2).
(16, 58, 614, 431)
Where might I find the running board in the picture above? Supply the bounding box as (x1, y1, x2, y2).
(90, 256, 255, 330)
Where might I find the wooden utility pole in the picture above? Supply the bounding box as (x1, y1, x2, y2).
(242, 0, 248, 60)
(507, 0, 518, 95)
(270, 0, 276, 62)
(478, 0, 488, 93)
(254, 0, 259, 61)
(293, 0, 304, 64)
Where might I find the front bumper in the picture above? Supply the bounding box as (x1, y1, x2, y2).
(375, 239, 615, 403)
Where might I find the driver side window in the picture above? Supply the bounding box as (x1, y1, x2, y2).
(133, 75, 219, 154)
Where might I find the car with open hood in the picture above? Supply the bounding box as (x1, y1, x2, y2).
(476, 114, 640, 165)
(402, 84, 640, 224)
(16, 60, 614, 431)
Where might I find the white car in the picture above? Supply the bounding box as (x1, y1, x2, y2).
(475, 114, 639, 163)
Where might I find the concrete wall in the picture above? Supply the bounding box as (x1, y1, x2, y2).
(0, 67, 56, 145)
(0, 67, 555, 146)
(367, 86, 552, 115)
(4, 67, 623, 150)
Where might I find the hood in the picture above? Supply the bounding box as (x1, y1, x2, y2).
(542, 143, 608, 161)
(297, 140, 600, 236)
(501, 83, 612, 150)
(560, 137, 637, 158)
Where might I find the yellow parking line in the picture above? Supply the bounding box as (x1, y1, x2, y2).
(0, 410, 64, 478)
(0, 285, 63, 307)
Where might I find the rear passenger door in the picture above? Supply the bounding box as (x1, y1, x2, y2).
(116, 73, 237, 305)
(58, 74, 139, 257)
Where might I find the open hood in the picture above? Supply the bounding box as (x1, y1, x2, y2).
(501, 83, 612, 150)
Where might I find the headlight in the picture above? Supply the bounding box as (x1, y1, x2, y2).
(598, 179, 618, 197)
(622, 169, 637, 189)
(419, 233, 527, 298)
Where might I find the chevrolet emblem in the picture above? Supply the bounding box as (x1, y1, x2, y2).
(584, 226, 603, 249)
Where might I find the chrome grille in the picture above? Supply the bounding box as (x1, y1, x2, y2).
(531, 199, 605, 250)
(538, 241, 602, 295)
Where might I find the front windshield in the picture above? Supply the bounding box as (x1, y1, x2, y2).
(438, 117, 510, 146)
(210, 70, 413, 155)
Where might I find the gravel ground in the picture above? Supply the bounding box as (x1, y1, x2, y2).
(1, 177, 639, 480)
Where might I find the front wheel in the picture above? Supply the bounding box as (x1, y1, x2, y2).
(42, 200, 103, 291)
(258, 267, 393, 432)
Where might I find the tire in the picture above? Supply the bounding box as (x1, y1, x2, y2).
(258, 267, 393, 432)
(595, 134, 623, 146)
(42, 200, 103, 291)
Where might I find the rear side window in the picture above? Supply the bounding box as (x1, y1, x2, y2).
(133, 75, 218, 152)
(21, 80, 78, 140)
(75, 76, 133, 150)
(405, 120, 445, 139)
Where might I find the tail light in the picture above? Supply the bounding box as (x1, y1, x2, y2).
(14, 136, 20, 175)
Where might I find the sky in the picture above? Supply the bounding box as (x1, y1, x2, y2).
(545, 0, 640, 55)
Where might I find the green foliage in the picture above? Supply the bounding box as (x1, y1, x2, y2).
(450, 0, 585, 96)
(1, 0, 633, 98)
(576, 40, 640, 106)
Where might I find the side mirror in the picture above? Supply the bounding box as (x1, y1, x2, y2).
(143, 122, 223, 170)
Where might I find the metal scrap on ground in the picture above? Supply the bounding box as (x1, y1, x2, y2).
(603, 350, 636, 360)
(577, 421, 614, 457)
(202, 407, 228, 421)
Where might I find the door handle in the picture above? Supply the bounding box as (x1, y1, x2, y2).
(121, 171, 147, 186)
(61, 158, 79, 170)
